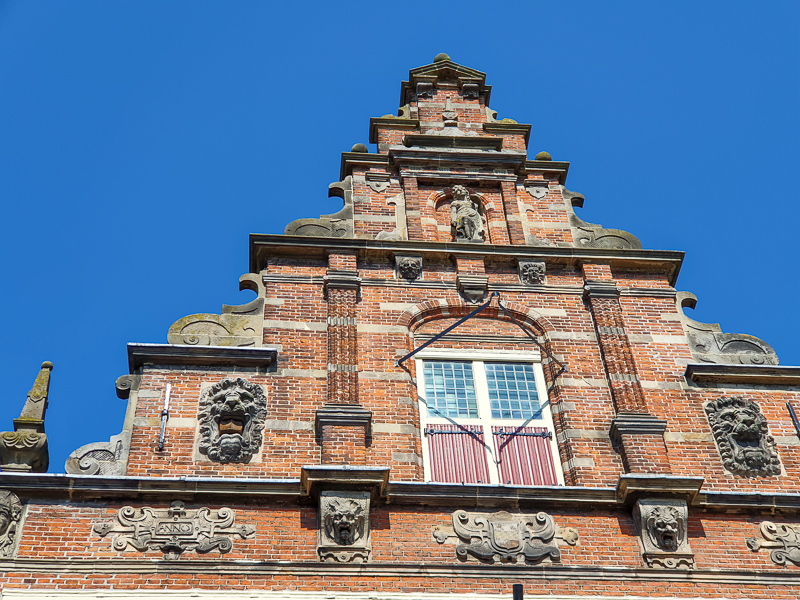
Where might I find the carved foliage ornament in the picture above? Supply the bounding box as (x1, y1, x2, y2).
(747, 521, 800, 566)
(93, 500, 254, 561)
(198, 378, 267, 464)
(705, 396, 780, 477)
(318, 491, 370, 563)
(633, 499, 694, 569)
(434, 510, 578, 564)
(0, 490, 23, 558)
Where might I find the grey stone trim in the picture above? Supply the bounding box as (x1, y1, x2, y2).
(263, 420, 314, 431)
(524, 160, 571, 184)
(127, 344, 277, 372)
(133, 417, 197, 428)
(270, 368, 327, 378)
(358, 371, 412, 381)
(413, 334, 538, 346)
(391, 452, 422, 465)
(482, 121, 531, 145)
(583, 281, 620, 299)
(263, 320, 328, 331)
(619, 287, 678, 298)
(609, 413, 667, 440)
(357, 324, 408, 334)
(368, 118, 419, 144)
(300, 465, 390, 498)
(561, 429, 609, 440)
(560, 377, 608, 388)
(5, 557, 800, 585)
(639, 380, 685, 390)
(402, 134, 503, 151)
(456, 274, 488, 304)
(251, 235, 685, 286)
(616, 474, 704, 504)
(372, 423, 419, 435)
(323, 269, 361, 298)
(663, 432, 715, 443)
(315, 404, 372, 438)
(685, 363, 800, 386)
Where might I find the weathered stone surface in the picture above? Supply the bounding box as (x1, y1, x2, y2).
(456, 274, 488, 304)
(705, 396, 781, 477)
(747, 521, 800, 566)
(633, 499, 694, 569)
(197, 378, 267, 464)
(517, 260, 545, 285)
(318, 490, 371, 563)
(676, 292, 778, 365)
(65, 430, 131, 476)
(0, 362, 52, 473)
(0, 489, 23, 558)
(93, 500, 254, 560)
(394, 255, 422, 280)
(433, 510, 577, 564)
(284, 176, 354, 238)
(167, 274, 265, 347)
(450, 185, 485, 243)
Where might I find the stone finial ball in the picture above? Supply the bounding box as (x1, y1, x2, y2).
(535, 151, 552, 161)
(434, 53, 451, 63)
(41, 361, 54, 370)
(350, 143, 369, 153)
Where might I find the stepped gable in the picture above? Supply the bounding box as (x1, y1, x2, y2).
(286, 54, 640, 249)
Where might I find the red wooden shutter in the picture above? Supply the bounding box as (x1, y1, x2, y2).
(426, 424, 490, 484)
(492, 426, 557, 486)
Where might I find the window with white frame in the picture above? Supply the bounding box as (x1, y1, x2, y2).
(416, 349, 563, 486)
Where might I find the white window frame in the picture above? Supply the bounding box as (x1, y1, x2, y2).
(415, 348, 564, 486)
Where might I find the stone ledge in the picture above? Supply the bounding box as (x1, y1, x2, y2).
(616, 474, 704, 505)
(685, 363, 800, 386)
(315, 404, 372, 438)
(300, 465, 390, 498)
(609, 413, 667, 441)
(127, 343, 278, 372)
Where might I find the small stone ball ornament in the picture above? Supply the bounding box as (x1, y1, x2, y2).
(434, 53, 451, 62)
(535, 151, 552, 161)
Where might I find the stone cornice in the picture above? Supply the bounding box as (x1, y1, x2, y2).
(368, 117, 420, 144)
(1, 557, 799, 586)
(524, 159, 571, 184)
(685, 363, 800, 386)
(249, 235, 685, 285)
(339, 151, 391, 179)
(483, 121, 532, 146)
(127, 343, 278, 373)
(2, 472, 800, 514)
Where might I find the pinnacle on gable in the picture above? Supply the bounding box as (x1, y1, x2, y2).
(400, 54, 492, 107)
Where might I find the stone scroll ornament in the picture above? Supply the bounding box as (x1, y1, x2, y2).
(633, 499, 694, 569)
(197, 378, 267, 464)
(318, 491, 371, 563)
(747, 521, 800, 566)
(93, 500, 255, 561)
(433, 510, 578, 564)
(705, 397, 781, 477)
(0, 490, 23, 558)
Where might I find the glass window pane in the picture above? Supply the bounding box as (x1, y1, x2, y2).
(485, 363, 541, 420)
(423, 361, 478, 418)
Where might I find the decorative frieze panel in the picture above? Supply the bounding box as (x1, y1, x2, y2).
(197, 378, 267, 464)
(433, 510, 578, 564)
(317, 491, 371, 563)
(747, 521, 800, 566)
(93, 500, 254, 561)
(705, 396, 781, 478)
(0, 490, 23, 558)
(633, 499, 694, 569)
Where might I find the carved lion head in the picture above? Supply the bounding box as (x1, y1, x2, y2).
(198, 378, 267, 464)
(705, 396, 780, 477)
(646, 505, 683, 552)
(325, 498, 364, 546)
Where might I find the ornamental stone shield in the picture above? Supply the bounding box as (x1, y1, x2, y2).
(197, 378, 267, 464)
(434, 510, 578, 564)
(0, 490, 23, 558)
(705, 396, 781, 477)
(633, 499, 694, 569)
(317, 490, 371, 563)
(93, 500, 254, 560)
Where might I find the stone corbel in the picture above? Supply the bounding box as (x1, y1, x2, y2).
(524, 180, 549, 200)
(633, 498, 695, 569)
(0, 362, 52, 473)
(456, 274, 488, 304)
(517, 260, 546, 285)
(315, 404, 372, 442)
(365, 171, 391, 193)
(394, 255, 422, 281)
(323, 269, 361, 300)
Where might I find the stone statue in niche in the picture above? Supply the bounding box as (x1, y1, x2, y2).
(450, 185, 484, 243)
(197, 378, 267, 464)
(633, 499, 694, 569)
(318, 490, 371, 563)
(705, 396, 781, 478)
(0, 490, 22, 558)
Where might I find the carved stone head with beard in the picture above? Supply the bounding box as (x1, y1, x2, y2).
(647, 505, 682, 551)
(197, 378, 267, 464)
(0, 490, 22, 558)
(324, 498, 365, 546)
(705, 396, 781, 477)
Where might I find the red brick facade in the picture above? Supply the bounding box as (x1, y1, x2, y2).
(2, 55, 800, 598)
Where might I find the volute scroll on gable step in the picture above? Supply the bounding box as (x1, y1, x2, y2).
(676, 291, 778, 365)
(166, 273, 266, 347)
(283, 176, 355, 239)
(560, 186, 642, 250)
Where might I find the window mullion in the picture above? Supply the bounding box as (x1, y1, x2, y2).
(473, 361, 499, 485)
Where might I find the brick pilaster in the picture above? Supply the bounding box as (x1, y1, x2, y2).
(324, 259, 360, 405)
(401, 176, 424, 240)
(582, 266, 671, 474)
(500, 180, 526, 245)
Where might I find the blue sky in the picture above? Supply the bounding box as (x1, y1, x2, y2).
(1, 1, 798, 471)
